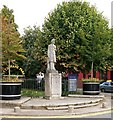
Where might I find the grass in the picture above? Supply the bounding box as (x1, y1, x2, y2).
(62, 89, 83, 96)
(21, 88, 83, 97)
(21, 89, 44, 97)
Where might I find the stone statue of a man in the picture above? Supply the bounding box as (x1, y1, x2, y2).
(47, 39, 57, 72)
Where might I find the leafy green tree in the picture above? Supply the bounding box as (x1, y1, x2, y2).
(21, 26, 45, 78)
(1, 5, 25, 79)
(111, 27, 113, 61)
(36, 1, 111, 76)
(109, 27, 113, 69)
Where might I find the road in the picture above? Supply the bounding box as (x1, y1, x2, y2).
(84, 110, 112, 119)
(1, 110, 112, 120)
(86, 113, 112, 118)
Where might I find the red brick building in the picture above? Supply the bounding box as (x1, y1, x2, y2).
(77, 70, 113, 88)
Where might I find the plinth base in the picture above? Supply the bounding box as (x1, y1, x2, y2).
(45, 72, 62, 99)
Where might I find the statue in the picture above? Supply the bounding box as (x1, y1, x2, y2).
(45, 38, 62, 99)
(47, 39, 57, 72)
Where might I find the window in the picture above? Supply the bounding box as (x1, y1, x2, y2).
(104, 82, 109, 85)
(111, 82, 113, 86)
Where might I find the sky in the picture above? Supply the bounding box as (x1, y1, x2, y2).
(0, 0, 112, 35)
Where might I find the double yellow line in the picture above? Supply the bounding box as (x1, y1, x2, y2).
(0, 109, 112, 119)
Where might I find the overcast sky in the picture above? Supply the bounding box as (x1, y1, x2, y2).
(0, 0, 112, 35)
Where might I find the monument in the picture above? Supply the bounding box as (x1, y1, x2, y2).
(45, 39, 62, 99)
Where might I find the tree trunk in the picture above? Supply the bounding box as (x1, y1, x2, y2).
(91, 61, 93, 78)
(8, 59, 10, 80)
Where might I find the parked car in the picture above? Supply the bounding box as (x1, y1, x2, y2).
(100, 82, 113, 92)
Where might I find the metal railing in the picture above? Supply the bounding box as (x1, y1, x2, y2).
(22, 78, 45, 91)
(21, 77, 77, 97)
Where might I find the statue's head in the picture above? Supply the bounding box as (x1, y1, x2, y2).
(51, 39, 55, 44)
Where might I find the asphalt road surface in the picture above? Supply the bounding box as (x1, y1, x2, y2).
(1, 110, 113, 120)
(85, 112, 112, 119)
(1, 118, 112, 120)
(1, 110, 112, 120)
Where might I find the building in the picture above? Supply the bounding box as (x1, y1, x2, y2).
(77, 70, 113, 88)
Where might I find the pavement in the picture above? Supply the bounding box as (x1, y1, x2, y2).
(0, 93, 112, 118)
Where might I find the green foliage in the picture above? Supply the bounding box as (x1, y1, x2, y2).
(21, 0, 111, 76)
(21, 26, 45, 77)
(1, 5, 26, 76)
(82, 78, 100, 83)
(21, 89, 44, 97)
(39, 1, 111, 73)
(109, 28, 113, 68)
(1, 5, 25, 61)
(2, 76, 22, 82)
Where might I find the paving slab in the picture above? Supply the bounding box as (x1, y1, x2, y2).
(0, 97, 31, 108)
(0, 93, 112, 117)
(21, 97, 103, 110)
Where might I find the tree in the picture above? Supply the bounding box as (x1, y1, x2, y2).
(108, 27, 113, 69)
(21, 26, 45, 78)
(1, 5, 25, 79)
(36, 1, 111, 76)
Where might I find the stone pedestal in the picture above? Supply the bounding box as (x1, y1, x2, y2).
(45, 72, 62, 99)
